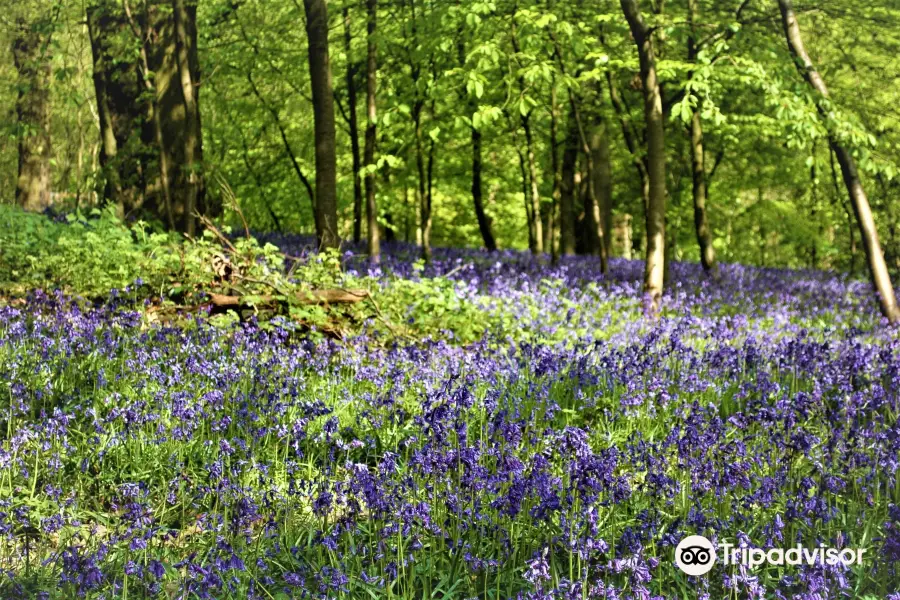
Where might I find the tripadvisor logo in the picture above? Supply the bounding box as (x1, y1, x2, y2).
(675, 535, 717, 576)
(675, 535, 866, 576)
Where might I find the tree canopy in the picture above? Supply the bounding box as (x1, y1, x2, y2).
(3, 0, 900, 315)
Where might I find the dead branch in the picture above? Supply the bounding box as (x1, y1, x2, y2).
(207, 288, 370, 310)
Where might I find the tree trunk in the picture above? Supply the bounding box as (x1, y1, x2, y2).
(523, 116, 544, 254)
(590, 117, 613, 261)
(555, 88, 576, 257)
(414, 103, 431, 261)
(172, 0, 203, 237)
(471, 128, 497, 250)
(123, 0, 174, 230)
(425, 118, 436, 259)
(570, 104, 607, 271)
(689, 109, 716, 274)
(545, 83, 558, 261)
(12, 17, 52, 212)
(548, 29, 606, 270)
(342, 6, 363, 243)
(89, 0, 195, 224)
(777, 0, 899, 323)
(86, 3, 144, 216)
(510, 16, 542, 254)
(687, 0, 716, 276)
(515, 137, 536, 252)
(560, 114, 580, 255)
(621, 0, 667, 314)
(364, 0, 380, 262)
(304, 0, 341, 250)
(457, 6, 496, 251)
(830, 149, 856, 273)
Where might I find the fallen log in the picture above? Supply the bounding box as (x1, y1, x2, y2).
(207, 288, 370, 310)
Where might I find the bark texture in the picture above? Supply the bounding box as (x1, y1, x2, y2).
(87, 0, 210, 230)
(778, 0, 899, 324)
(172, 0, 202, 236)
(621, 0, 667, 313)
(304, 0, 341, 249)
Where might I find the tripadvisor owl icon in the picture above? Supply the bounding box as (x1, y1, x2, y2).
(675, 535, 717, 576)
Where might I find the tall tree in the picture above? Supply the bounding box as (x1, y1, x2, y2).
(621, 0, 666, 313)
(457, 3, 496, 251)
(510, 13, 542, 254)
(559, 109, 579, 256)
(777, 0, 900, 324)
(686, 0, 717, 275)
(86, 0, 212, 230)
(342, 4, 363, 243)
(549, 29, 607, 271)
(12, 15, 52, 212)
(364, 0, 380, 261)
(172, 0, 202, 236)
(589, 115, 613, 260)
(304, 0, 341, 249)
(123, 0, 174, 230)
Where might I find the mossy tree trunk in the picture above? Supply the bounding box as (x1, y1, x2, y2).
(86, 0, 212, 231)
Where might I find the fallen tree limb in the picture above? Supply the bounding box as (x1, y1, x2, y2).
(207, 288, 370, 309)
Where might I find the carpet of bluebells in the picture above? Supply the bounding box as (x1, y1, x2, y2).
(2, 240, 900, 599)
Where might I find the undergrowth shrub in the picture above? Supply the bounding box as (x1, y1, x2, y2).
(0, 206, 507, 343)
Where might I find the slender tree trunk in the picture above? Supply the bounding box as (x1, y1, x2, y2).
(522, 116, 544, 254)
(425, 108, 436, 258)
(544, 84, 558, 260)
(343, 6, 363, 243)
(510, 16, 542, 254)
(621, 0, 667, 313)
(778, 0, 899, 323)
(689, 108, 716, 275)
(364, 0, 380, 261)
(406, 0, 433, 261)
(12, 17, 52, 212)
(686, 0, 716, 275)
(414, 103, 430, 260)
(830, 146, 857, 273)
(590, 117, 613, 260)
(549, 31, 606, 270)
(555, 88, 576, 257)
(457, 6, 496, 251)
(471, 128, 497, 250)
(304, 0, 341, 249)
(172, 0, 202, 236)
(568, 103, 606, 271)
(560, 114, 580, 255)
(517, 142, 536, 252)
